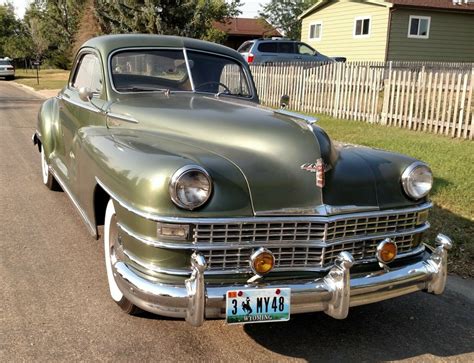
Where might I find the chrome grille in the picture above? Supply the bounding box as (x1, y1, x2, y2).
(202, 234, 416, 272)
(325, 212, 418, 240)
(193, 222, 325, 244)
(194, 210, 420, 245)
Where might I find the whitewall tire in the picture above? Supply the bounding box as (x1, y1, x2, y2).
(40, 146, 59, 190)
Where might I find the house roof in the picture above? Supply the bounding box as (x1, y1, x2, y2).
(388, 0, 474, 11)
(213, 18, 281, 37)
(300, 0, 474, 19)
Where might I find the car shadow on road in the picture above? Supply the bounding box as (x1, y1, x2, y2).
(243, 291, 473, 361)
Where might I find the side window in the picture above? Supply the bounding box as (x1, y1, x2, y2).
(297, 43, 315, 55)
(238, 42, 253, 53)
(278, 42, 295, 54)
(72, 53, 103, 94)
(257, 42, 277, 53)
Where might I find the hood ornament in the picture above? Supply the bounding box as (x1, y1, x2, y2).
(301, 158, 327, 188)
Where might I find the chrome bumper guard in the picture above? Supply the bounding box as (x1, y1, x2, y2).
(112, 234, 452, 327)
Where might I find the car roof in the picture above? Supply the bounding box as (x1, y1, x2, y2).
(81, 34, 243, 61)
(253, 38, 297, 42)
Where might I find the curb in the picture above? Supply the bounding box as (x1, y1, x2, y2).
(10, 81, 60, 100)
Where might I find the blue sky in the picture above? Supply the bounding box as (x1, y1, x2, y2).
(2, 0, 267, 19)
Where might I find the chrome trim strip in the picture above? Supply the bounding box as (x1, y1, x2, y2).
(182, 48, 195, 91)
(274, 109, 318, 125)
(256, 204, 380, 216)
(118, 219, 430, 250)
(117, 222, 188, 249)
(95, 177, 432, 224)
(49, 166, 97, 237)
(61, 96, 102, 114)
(123, 249, 191, 276)
(106, 112, 139, 124)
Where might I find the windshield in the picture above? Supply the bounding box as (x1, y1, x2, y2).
(0, 60, 11, 66)
(110, 49, 251, 98)
(187, 51, 251, 97)
(111, 49, 192, 92)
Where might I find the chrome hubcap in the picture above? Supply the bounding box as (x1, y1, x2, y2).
(108, 213, 124, 265)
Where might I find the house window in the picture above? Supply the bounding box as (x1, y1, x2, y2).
(408, 16, 431, 39)
(309, 22, 322, 40)
(354, 16, 371, 38)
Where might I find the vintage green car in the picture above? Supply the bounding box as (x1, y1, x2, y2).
(34, 34, 452, 326)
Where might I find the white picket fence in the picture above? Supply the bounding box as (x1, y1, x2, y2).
(248, 62, 474, 140)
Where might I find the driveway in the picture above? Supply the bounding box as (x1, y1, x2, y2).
(1, 81, 473, 362)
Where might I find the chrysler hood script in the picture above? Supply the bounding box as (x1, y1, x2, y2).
(301, 158, 325, 188)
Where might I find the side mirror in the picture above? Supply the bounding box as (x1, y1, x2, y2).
(78, 87, 94, 102)
(280, 94, 290, 109)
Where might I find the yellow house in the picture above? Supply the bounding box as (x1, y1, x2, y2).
(299, 0, 474, 62)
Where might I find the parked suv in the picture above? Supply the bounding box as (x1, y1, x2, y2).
(0, 58, 15, 80)
(238, 38, 333, 64)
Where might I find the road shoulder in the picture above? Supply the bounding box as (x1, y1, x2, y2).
(9, 81, 60, 99)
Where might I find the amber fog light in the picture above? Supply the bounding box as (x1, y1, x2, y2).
(250, 248, 275, 276)
(376, 238, 398, 264)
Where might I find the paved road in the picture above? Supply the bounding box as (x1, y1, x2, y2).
(1, 81, 473, 362)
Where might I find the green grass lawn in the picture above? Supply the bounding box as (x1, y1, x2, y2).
(316, 115, 473, 276)
(14, 68, 69, 90)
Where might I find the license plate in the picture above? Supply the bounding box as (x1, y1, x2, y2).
(226, 288, 290, 324)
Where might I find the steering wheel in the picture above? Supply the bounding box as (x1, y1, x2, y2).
(195, 81, 231, 94)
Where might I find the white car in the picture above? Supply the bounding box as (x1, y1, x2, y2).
(0, 58, 15, 80)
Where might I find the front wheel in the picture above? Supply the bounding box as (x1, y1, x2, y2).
(104, 199, 140, 315)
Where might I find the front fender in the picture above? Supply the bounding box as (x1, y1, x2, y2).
(37, 97, 60, 157)
(76, 128, 254, 220)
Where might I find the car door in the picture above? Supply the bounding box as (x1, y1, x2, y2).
(277, 42, 296, 62)
(57, 51, 107, 193)
(256, 42, 278, 64)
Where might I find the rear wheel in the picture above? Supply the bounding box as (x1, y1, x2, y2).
(40, 146, 60, 190)
(104, 199, 140, 315)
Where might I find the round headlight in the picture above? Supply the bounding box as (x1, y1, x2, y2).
(169, 166, 212, 210)
(401, 162, 433, 200)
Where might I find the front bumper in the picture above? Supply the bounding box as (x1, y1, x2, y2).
(0, 70, 14, 77)
(112, 234, 452, 326)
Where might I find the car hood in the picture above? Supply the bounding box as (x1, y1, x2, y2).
(108, 93, 324, 214)
(107, 93, 417, 214)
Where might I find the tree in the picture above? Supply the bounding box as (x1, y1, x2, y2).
(27, 17, 49, 61)
(258, 0, 317, 40)
(94, 0, 242, 43)
(23, 0, 86, 68)
(0, 3, 23, 57)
